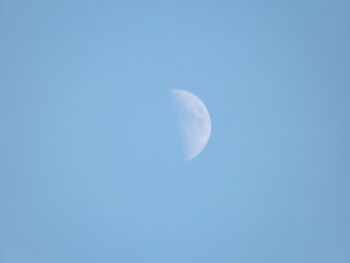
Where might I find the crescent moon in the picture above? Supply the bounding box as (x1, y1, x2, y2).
(171, 89, 212, 161)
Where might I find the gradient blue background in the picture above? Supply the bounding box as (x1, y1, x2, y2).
(1, 0, 350, 262)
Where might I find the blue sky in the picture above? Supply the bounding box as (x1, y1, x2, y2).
(1, 0, 350, 262)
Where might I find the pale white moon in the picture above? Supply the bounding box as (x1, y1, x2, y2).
(171, 89, 211, 161)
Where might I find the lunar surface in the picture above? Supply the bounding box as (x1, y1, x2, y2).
(171, 89, 211, 161)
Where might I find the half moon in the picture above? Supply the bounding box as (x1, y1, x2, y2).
(171, 89, 211, 161)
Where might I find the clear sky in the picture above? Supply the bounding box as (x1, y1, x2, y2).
(1, 0, 350, 262)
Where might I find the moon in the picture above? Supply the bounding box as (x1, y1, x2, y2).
(171, 89, 211, 161)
